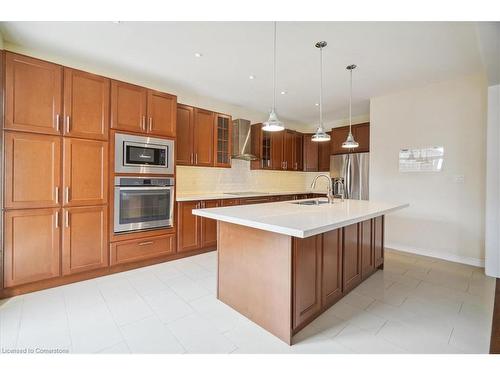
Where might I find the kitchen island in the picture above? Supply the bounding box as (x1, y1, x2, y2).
(193, 198, 408, 344)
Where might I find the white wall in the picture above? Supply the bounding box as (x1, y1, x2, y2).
(370, 74, 487, 266)
(485, 84, 500, 276)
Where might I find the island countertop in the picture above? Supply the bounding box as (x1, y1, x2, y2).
(192, 198, 409, 238)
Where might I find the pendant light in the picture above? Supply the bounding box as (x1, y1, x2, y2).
(312, 41, 330, 142)
(262, 21, 285, 132)
(342, 64, 359, 149)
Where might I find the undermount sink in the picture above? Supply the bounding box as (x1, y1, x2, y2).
(292, 200, 329, 206)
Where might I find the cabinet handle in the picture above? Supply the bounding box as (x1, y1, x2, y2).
(65, 187, 70, 203)
(148, 117, 153, 132)
(190, 153, 193, 164)
(55, 211, 59, 228)
(66, 115, 71, 133)
(55, 187, 59, 204)
(142, 116, 146, 131)
(65, 211, 70, 228)
(295, 162, 298, 170)
(138, 241, 153, 246)
(195, 154, 198, 164)
(55, 114, 60, 132)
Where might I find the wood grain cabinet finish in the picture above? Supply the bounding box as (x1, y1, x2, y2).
(292, 235, 322, 330)
(4, 208, 61, 287)
(250, 123, 272, 170)
(4, 132, 61, 209)
(147, 90, 177, 137)
(331, 127, 351, 155)
(176, 104, 195, 165)
(214, 113, 232, 167)
(177, 201, 202, 252)
(110, 234, 175, 266)
(302, 134, 319, 171)
(318, 132, 331, 172)
(343, 223, 362, 293)
(283, 130, 295, 170)
(373, 215, 384, 267)
(63, 68, 110, 140)
(271, 131, 284, 170)
(62, 206, 108, 275)
(201, 200, 219, 249)
(4, 52, 62, 135)
(331, 123, 370, 155)
(294, 132, 304, 171)
(63, 138, 108, 206)
(353, 123, 370, 153)
(111, 80, 148, 133)
(193, 108, 215, 166)
(360, 219, 375, 279)
(322, 229, 343, 307)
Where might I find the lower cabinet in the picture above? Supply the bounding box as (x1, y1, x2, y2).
(177, 200, 219, 253)
(62, 206, 108, 275)
(360, 219, 375, 279)
(3, 208, 61, 287)
(201, 200, 219, 249)
(343, 223, 362, 293)
(373, 215, 384, 267)
(322, 229, 343, 307)
(110, 233, 175, 266)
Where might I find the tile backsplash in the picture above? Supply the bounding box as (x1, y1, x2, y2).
(176, 159, 328, 193)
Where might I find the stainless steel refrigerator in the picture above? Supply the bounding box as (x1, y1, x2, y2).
(330, 152, 369, 200)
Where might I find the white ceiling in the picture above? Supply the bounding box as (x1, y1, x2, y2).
(0, 21, 485, 126)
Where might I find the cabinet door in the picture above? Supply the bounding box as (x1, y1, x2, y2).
(353, 123, 370, 153)
(4, 132, 61, 209)
(294, 133, 304, 171)
(318, 133, 331, 172)
(111, 80, 147, 133)
(176, 104, 194, 165)
(303, 134, 318, 171)
(271, 131, 284, 170)
(201, 200, 219, 249)
(214, 114, 232, 167)
(63, 138, 108, 206)
(147, 90, 177, 137)
(360, 219, 375, 279)
(4, 208, 61, 287)
(63, 68, 110, 140)
(373, 216, 384, 267)
(322, 229, 343, 307)
(62, 206, 108, 275)
(193, 108, 214, 166)
(343, 223, 362, 293)
(292, 235, 322, 330)
(177, 201, 201, 252)
(331, 127, 351, 155)
(5, 52, 62, 135)
(282, 130, 295, 170)
(110, 234, 175, 266)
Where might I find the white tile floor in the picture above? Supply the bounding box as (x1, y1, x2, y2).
(0, 250, 495, 354)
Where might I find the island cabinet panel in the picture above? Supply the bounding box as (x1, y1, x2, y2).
(292, 236, 322, 330)
(63, 138, 108, 206)
(63, 68, 110, 140)
(200, 200, 219, 249)
(322, 229, 343, 307)
(147, 90, 177, 137)
(110, 80, 148, 133)
(4, 208, 61, 287)
(318, 132, 331, 172)
(193, 108, 215, 166)
(176, 104, 194, 165)
(373, 215, 385, 267)
(302, 134, 319, 171)
(177, 201, 202, 252)
(4, 52, 62, 135)
(343, 223, 362, 293)
(62, 206, 108, 275)
(360, 219, 375, 279)
(4, 132, 61, 209)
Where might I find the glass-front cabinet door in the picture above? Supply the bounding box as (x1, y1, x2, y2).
(214, 114, 232, 167)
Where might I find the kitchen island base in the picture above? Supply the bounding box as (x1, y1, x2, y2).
(217, 216, 384, 345)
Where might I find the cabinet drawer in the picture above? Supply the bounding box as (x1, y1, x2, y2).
(240, 197, 271, 205)
(110, 234, 175, 266)
(221, 199, 240, 206)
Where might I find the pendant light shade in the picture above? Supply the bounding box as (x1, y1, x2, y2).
(262, 22, 285, 132)
(342, 64, 359, 149)
(312, 41, 330, 142)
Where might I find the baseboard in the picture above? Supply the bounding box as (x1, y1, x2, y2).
(385, 242, 485, 267)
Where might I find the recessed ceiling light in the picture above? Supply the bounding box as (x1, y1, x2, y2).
(249, 75, 255, 80)
(280, 91, 287, 95)
(315, 103, 319, 106)
(112, 21, 121, 24)
(194, 52, 203, 58)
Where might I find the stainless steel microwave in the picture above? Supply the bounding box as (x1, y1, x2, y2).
(115, 133, 174, 174)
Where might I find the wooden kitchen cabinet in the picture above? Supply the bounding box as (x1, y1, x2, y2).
(176, 104, 194, 165)
(63, 68, 110, 140)
(331, 126, 351, 155)
(193, 108, 215, 166)
(110, 233, 175, 266)
(4, 52, 62, 135)
(201, 200, 219, 249)
(318, 132, 331, 172)
(63, 138, 108, 206)
(3, 208, 61, 287)
(271, 131, 284, 170)
(294, 132, 304, 171)
(283, 130, 295, 170)
(4, 132, 61, 209)
(239, 196, 273, 205)
(303, 134, 319, 171)
(214, 113, 232, 167)
(62, 206, 108, 275)
(322, 229, 343, 307)
(373, 215, 384, 268)
(353, 123, 370, 153)
(292, 235, 322, 330)
(250, 123, 272, 170)
(360, 219, 375, 279)
(221, 198, 240, 206)
(177, 201, 202, 252)
(331, 123, 370, 155)
(343, 222, 362, 293)
(147, 90, 177, 137)
(111, 80, 148, 133)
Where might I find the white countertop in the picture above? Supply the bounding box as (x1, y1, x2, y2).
(192, 198, 409, 238)
(176, 190, 325, 202)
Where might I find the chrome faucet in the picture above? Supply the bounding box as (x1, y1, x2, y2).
(310, 174, 335, 204)
(334, 179, 345, 202)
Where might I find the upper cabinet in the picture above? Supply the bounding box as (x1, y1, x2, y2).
(63, 68, 110, 140)
(303, 134, 319, 172)
(5, 52, 62, 135)
(193, 108, 214, 166)
(176, 104, 194, 165)
(111, 81, 148, 133)
(147, 90, 177, 137)
(250, 123, 272, 170)
(294, 132, 304, 171)
(214, 113, 232, 168)
(318, 132, 331, 172)
(331, 123, 370, 155)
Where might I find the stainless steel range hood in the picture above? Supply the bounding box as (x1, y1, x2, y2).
(232, 119, 259, 161)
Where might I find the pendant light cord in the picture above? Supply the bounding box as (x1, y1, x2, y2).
(349, 66, 353, 131)
(272, 21, 277, 112)
(319, 45, 323, 130)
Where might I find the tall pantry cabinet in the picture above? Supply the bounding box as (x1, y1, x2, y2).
(2, 52, 109, 288)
